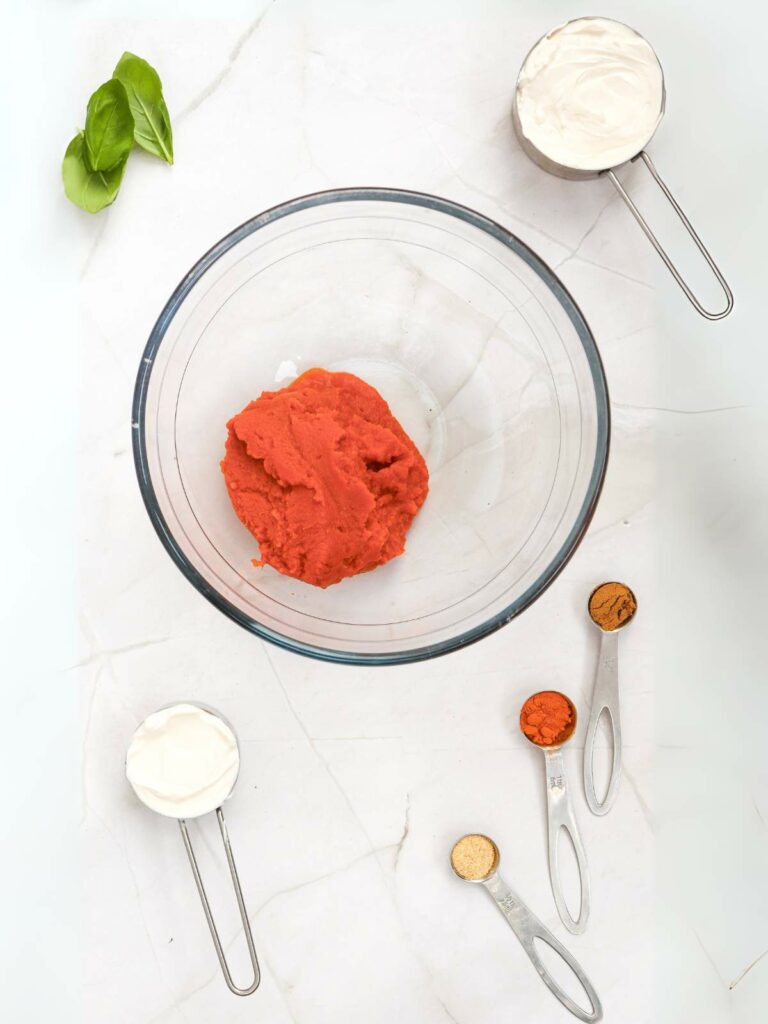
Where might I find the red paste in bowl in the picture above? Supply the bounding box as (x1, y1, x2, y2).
(221, 368, 429, 588)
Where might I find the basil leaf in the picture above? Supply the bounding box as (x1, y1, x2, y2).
(62, 131, 127, 213)
(113, 52, 174, 164)
(84, 79, 134, 172)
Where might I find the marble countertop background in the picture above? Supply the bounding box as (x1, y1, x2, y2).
(4, 1, 768, 1021)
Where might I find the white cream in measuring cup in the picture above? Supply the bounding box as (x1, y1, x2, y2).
(516, 18, 663, 172)
(512, 16, 733, 320)
(126, 702, 239, 818)
(126, 703, 260, 997)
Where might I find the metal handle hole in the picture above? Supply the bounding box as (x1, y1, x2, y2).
(608, 152, 733, 320)
(555, 825, 582, 925)
(180, 811, 260, 997)
(588, 707, 615, 807)
(533, 936, 597, 1018)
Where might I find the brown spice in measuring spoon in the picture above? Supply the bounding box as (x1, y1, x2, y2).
(589, 581, 637, 632)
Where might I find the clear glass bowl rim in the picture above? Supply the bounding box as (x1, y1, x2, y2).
(132, 187, 610, 666)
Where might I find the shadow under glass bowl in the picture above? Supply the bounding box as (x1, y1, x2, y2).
(133, 188, 609, 665)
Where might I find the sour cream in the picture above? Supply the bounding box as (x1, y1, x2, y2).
(516, 17, 664, 171)
(126, 703, 240, 819)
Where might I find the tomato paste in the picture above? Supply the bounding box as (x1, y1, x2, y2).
(221, 368, 429, 588)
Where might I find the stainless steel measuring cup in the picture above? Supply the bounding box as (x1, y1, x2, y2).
(450, 834, 602, 1022)
(512, 16, 733, 320)
(126, 702, 260, 996)
(520, 691, 589, 933)
(583, 582, 638, 816)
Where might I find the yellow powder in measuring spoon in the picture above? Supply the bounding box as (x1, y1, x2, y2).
(450, 834, 499, 881)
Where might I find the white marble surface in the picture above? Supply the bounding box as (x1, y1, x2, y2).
(5, 0, 768, 1021)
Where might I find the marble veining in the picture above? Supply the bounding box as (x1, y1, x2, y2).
(70, 2, 768, 1023)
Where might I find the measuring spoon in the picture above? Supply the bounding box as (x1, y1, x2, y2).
(583, 582, 637, 816)
(450, 834, 602, 1021)
(126, 702, 260, 996)
(520, 691, 589, 933)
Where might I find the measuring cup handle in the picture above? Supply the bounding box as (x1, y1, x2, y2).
(483, 873, 603, 1022)
(179, 808, 261, 997)
(584, 630, 622, 816)
(607, 151, 733, 320)
(544, 748, 590, 934)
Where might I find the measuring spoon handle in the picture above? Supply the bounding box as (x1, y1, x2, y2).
(483, 873, 603, 1022)
(544, 747, 590, 933)
(584, 630, 622, 816)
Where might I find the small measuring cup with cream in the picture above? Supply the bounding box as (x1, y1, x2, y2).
(126, 702, 260, 996)
(512, 16, 733, 319)
(450, 834, 602, 1022)
(583, 582, 637, 816)
(520, 691, 590, 933)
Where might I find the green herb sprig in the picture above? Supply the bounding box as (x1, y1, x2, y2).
(62, 53, 173, 214)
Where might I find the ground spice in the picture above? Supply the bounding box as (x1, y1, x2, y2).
(519, 691, 575, 747)
(588, 581, 637, 631)
(450, 834, 499, 881)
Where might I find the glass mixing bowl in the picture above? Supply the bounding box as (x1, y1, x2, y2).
(133, 189, 609, 664)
